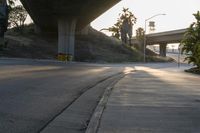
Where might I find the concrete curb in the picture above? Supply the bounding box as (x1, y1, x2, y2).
(85, 74, 124, 133)
(0, 57, 59, 62)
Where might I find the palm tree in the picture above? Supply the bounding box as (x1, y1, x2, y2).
(102, 8, 137, 45)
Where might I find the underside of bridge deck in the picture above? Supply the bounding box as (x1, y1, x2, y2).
(20, 0, 120, 32)
(19, 0, 120, 60)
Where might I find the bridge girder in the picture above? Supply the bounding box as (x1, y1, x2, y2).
(146, 33, 184, 45)
(20, 0, 120, 32)
(146, 29, 187, 45)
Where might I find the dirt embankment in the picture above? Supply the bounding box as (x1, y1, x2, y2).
(0, 26, 172, 63)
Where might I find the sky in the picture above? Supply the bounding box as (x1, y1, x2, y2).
(91, 0, 200, 35)
(16, 0, 199, 37)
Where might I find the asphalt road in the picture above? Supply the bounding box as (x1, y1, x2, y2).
(0, 58, 125, 133)
(0, 58, 194, 133)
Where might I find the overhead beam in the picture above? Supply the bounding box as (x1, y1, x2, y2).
(20, 0, 120, 31)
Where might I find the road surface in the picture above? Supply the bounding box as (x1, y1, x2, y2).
(0, 58, 196, 133)
(0, 58, 126, 133)
(97, 63, 200, 133)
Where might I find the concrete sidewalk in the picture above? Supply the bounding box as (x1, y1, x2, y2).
(97, 66, 200, 133)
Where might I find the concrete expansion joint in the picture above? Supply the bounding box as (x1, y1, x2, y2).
(85, 73, 126, 133)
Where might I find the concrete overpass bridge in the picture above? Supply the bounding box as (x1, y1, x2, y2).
(133, 29, 187, 57)
(19, 0, 120, 60)
(146, 29, 187, 56)
(146, 29, 187, 44)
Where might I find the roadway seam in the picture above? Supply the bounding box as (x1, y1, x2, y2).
(38, 72, 123, 133)
(85, 73, 128, 133)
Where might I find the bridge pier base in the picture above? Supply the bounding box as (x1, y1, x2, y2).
(58, 18, 77, 61)
(159, 43, 167, 57)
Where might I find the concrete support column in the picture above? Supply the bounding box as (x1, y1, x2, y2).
(159, 43, 167, 57)
(58, 18, 76, 61)
(80, 24, 90, 35)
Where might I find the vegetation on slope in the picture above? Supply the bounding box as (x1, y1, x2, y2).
(0, 24, 172, 63)
(75, 27, 142, 62)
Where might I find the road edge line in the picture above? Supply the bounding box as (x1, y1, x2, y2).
(85, 74, 124, 133)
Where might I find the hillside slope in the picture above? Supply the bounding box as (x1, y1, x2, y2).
(0, 26, 171, 62)
(75, 27, 143, 62)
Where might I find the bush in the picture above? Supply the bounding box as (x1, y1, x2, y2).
(181, 11, 200, 69)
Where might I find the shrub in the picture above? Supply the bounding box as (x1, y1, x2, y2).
(181, 11, 200, 68)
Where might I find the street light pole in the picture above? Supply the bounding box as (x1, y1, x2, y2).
(143, 13, 166, 62)
(144, 20, 147, 63)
